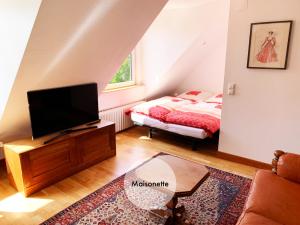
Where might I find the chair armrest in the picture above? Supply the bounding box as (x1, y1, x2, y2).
(272, 150, 300, 183)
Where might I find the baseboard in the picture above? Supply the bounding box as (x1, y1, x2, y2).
(215, 151, 272, 170)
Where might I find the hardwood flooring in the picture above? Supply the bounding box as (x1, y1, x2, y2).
(0, 126, 259, 225)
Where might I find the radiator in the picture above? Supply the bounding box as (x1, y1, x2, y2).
(99, 101, 145, 132)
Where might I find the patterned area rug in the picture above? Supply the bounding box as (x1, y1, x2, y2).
(41, 156, 251, 225)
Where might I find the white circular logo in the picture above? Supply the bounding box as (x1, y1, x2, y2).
(124, 157, 176, 210)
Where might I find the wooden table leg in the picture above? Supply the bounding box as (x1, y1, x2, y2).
(165, 197, 192, 225)
(150, 197, 192, 225)
(167, 196, 178, 216)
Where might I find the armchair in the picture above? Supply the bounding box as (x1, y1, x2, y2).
(272, 150, 300, 183)
(237, 150, 300, 225)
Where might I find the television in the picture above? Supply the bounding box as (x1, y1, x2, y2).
(27, 83, 99, 139)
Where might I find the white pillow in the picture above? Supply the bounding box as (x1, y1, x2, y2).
(205, 93, 223, 104)
(177, 90, 213, 101)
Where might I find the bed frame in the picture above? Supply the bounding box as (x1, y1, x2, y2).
(134, 122, 219, 151)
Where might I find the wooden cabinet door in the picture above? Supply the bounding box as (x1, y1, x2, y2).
(21, 139, 77, 188)
(77, 125, 116, 167)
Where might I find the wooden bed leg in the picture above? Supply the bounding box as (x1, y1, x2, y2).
(148, 128, 153, 138)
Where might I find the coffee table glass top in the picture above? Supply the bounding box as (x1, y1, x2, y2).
(135, 154, 209, 197)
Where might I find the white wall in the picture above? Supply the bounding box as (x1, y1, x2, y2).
(0, 0, 41, 120)
(0, 0, 41, 159)
(99, 86, 146, 111)
(176, 40, 228, 94)
(137, 0, 229, 98)
(0, 0, 167, 142)
(176, 0, 229, 94)
(96, 0, 230, 109)
(219, 0, 300, 163)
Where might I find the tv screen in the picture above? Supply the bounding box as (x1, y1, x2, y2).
(27, 83, 99, 139)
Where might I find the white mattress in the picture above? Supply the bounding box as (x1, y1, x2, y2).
(131, 112, 208, 139)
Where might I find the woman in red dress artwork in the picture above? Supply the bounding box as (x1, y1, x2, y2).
(256, 31, 278, 63)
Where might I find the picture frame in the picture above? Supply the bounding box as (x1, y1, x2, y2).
(247, 20, 292, 69)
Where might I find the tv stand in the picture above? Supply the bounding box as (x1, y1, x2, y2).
(44, 125, 98, 144)
(4, 120, 116, 196)
(86, 119, 101, 126)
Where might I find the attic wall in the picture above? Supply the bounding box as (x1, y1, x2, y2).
(0, 0, 167, 142)
(175, 20, 229, 94)
(0, 0, 41, 121)
(0, 0, 41, 159)
(136, 0, 230, 98)
(219, 0, 300, 163)
(99, 0, 230, 112)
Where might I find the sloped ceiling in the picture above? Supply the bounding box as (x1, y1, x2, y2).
(137, 0, 229, 98)
(0, 0, 41, 122)
(0, 0, 168, 141)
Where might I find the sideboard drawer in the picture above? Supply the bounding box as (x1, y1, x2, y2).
(23, 140, 77, 187)
(77, 128, 111, 165)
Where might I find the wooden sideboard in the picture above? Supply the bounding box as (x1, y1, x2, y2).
(4, 120, 116, 196)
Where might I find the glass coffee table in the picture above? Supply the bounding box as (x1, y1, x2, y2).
(134, 154, 210, 225)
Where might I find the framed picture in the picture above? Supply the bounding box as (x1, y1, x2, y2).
(247, 20, 292, 69)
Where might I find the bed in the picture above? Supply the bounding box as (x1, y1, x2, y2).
(128, 90, 222, 147)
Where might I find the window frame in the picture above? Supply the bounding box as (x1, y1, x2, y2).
(105, 52, 136, 91)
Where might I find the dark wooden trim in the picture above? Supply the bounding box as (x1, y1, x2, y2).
(214, 151, 272, 170)
(247, 20, 293, 70)
(272, 150, 285, 174)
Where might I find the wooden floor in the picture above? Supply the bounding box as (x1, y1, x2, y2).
(0, 126, 258, 225)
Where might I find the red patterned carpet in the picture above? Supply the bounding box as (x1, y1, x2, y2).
(41, 156, 251, 225)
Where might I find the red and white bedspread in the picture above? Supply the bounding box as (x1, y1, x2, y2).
(130, 95, 222, 134)
(164, 101, 221, 134)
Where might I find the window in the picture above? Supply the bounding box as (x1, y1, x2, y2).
(105, 54, 135, 90)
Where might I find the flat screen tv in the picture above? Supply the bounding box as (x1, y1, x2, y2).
(27, 83, 99, 139)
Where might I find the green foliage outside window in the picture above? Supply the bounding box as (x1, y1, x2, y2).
(110, 55, 132, 84)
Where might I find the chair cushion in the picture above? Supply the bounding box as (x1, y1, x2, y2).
(243, 170, 300, 225)
(238, 212, 281, 225)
